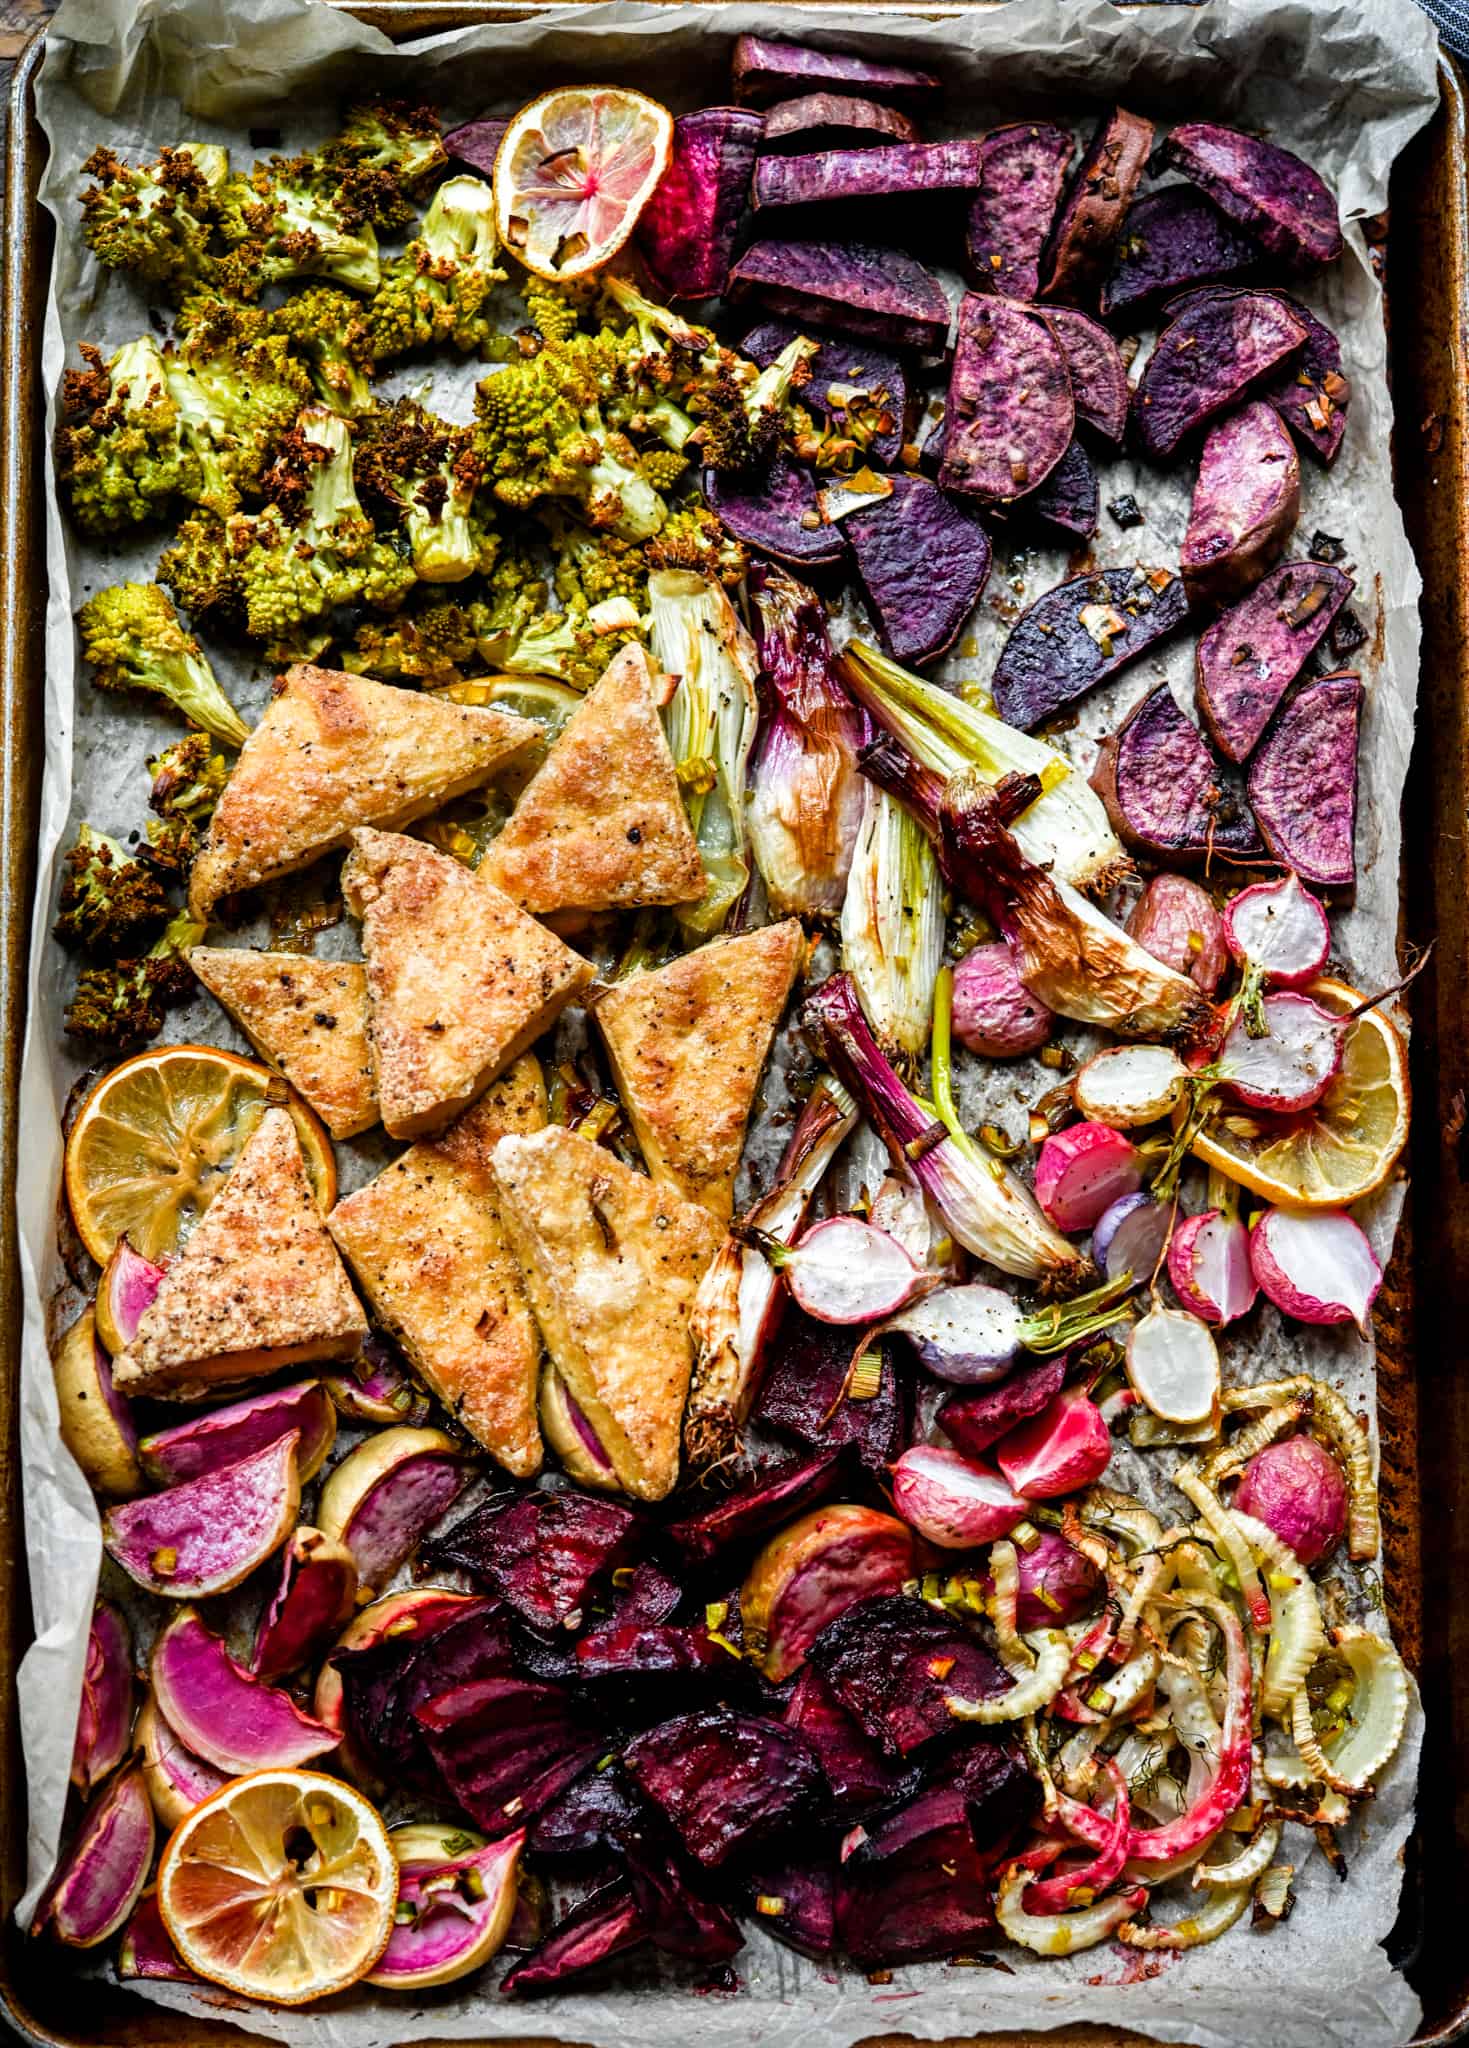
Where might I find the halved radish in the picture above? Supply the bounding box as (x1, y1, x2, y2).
(1092, 1193, 1170, 1287)
(1223, 873, 1331, 990)
(104, 1431, 301, 1598)
(34, 1762, 153, 1949)
(887, 1270, 1132, 1383)
(71, 1601, 134, 1797)
(317, 1426, 469, 1591)
(1073, 1046, 1189, 1129)
(495, 86, 675, 281)
(996, 1385, 1112, 1498)
(1167, 1209, 1257, 1325)
(1035, 1123, 1143, 1233)
(251, 1526, 359, 1682)
(52, 1307, 141, 1502)
(1125, 1306, 1220, 1425)
(139, 1379, 335, 1488)
(1234, 1435, 1348, 1565)
(1249, 1207, 1382, 1334)
(135, 1691, 230, 1830)
(741, 1505, 913, 1680)
(755, 1214, 931, 1324)
(313, 1588, 482, 1781)
(368, 1825, 525, 1988)
(541, 1365, 619, 1490)
(1216, 992, 1342, 1113)
(93, 1236, 165, 1357)
(151, 1609, 337, 1775)
(891, 1446, 1030, 1549)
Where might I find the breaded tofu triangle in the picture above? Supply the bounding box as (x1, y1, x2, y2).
(342, 828, 593, 1140)
(190, 948, 377, 1141)
(328, 1057, 547, 1478)
(113, 1106, 366, 1399)
(595, 920, 805, 1221)
(492, 1127, 722, 1501)
(481, 642, 703, 915)
(188, 664, 533, 920)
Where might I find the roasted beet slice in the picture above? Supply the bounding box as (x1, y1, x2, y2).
(849, 1740, 1031, 1862)
(1165, 122, 1343, 267)
(666, 1447, 849, 1568)
(575, 1621, 736, 1680)
(747, 1860, 836, 1956)
(1247, 672, 1361, 888)
(444, 116, 508, 178)
(1041, 307, 1128, 446)
(704, 453, 846, 567)
(753, 1311, 907, 1472)
(846, 476, 992, 665)
(531, 1762, 646, 1859)
(991, 564, 1190, 729)
(1091, 684, 1262, 863)
(939, 296, 1074, 506)
(1041, 107, 1154, 307)
(1134, 290, 1308, 460)
(333, 1598, 513, 1793)
(732, 35, 941, 111)
(810, 1596, 1008, 1754)
(623, 1709, 823, 1867)
(1026, 437, 1099, 541)
(754, 139, 984, 211)
(622, 1829, 746, 1960)
(784, 1666, 917, 1816)
(965, 122, 1073, 300)
(761, 93, 919, 155)
(1182, 401, 1301, 606)
(1165, 286, 1350, 465)
(603, 1558, 683, 1627)
(415, 1677, 601, 1835)
(938, 1354, 1066, 1458)
(1196, 559, 1354, 761)
(740, 320, 907, 465)
(501, 1883, 647, 1995)
(728, 238, 950, 352)
(637, 108, 762, 301)
(1101, 185, 1260, 322)
(429, 1490, 642, 1630)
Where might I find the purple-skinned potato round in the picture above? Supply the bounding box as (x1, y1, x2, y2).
(1181, 401, 1300, 606)
(1246, 672, 1361, 888)
(965, 121, 1073, 300)
(1040, 106, 1154, 306)
(1134, 292, 1308, 460)
(940, 295, 1074, 505)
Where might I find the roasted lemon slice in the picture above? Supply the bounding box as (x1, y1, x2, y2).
(494, 85, 673, 280)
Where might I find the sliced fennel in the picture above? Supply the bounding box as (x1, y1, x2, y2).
(840, 783, 944, 1058)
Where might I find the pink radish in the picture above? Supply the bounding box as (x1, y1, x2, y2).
(747, 1214, 931, 1324)
(1073, 1045, 1188, 1128)
(1249, 1208, 1382, 1334)
(1092, 1193, 1171, 1287)
(1035, 1123, 1143, 1232)
(1215, 992, 1343, 1112)
(1168, 1210, 1257, 1325)
(1125, 1306, 1220, 1425)
(891, 1446, 1030, 1549)
(1234, 1435, 1348, 1565)
(996, 1385, 1112, 1498)
(1223, 872, 1331, 995)
(1125, 875, 1228, 993)
(950, 941, 1053, 1057)
(94, 1236, 166, 1357)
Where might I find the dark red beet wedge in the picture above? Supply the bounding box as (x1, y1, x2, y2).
(746, 1859, 837, 1956)
(622, 1828, 747, 1961)
(500, 1883, 647, 1995)
(428, 1490, 643, 1630)
(937, 1354, 1066, 1458)
(416, 1676, 602, 1835)
(753, 1311, 907, 1471)
(530, 1762, 646, 1860)
(784, 1665, 919, 1816)
(810, 1596, 1008, 1754)
(623, 1709, 823, 1868)
(333, 1598, 513, 1792)
(666, 1446, 850, 1569)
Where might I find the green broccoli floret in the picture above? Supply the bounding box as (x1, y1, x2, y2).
(550, 519, 648, 614)
(79, 143, 229, 296)
(64, 911, 204, 1047)
(271, 286, 377, 416)
(79, 582, 251, 747)
(216, 154, 380, 297)
(56, 337, 195, 537)
(369, 175, 506, 359)
(319, 101, 447, 231)
(644, 501, 748, 587)
(356, 398, 497, 584)
(53, 824, 170, 953)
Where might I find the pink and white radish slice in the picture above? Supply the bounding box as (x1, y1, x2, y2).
(743, 1213, 933, 1325)
(1223, 873, 1331, 1030)
(1168, 1209, 1257, 1326)
(1215, 992, 1343, 1113)
(1035, 1123, 1144, 1232)
(1074, 1046, 1189, 1130)
(891, 1445, 1030, 1548)
(1092, 1193, 1172, 1288)
(1249, 1208, 1382, 1334)
(996, 1384, 1112, 1499)
(1125, 1306, 1221, 1426)
(886, 1270, 1134, 1384)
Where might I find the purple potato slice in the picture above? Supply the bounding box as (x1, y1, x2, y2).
(965, 122, 1074, 300)
(732, 35, 941, 111)
(704, 452, 846, 567)
(1090, 683, 1262, 863)
(991, 564, 1190, 729)
(623, 1708, 823, 1867)
(761, 93, 919, 155)
(1040, 106, 1155, 307)
(1101, 184, 1260, 322)
(1040, 306, 1129, 445)
(740, 319, 907, 465)
(727, 237, 950, 352)
(1026, 436, 1099, 540)
(500, 1883, 647, 1995)
(636, 108, 762, 301)
(416, 1676, 602, 1835)
(846, 475, 993, 665)
(1165, 121, 1343, 267)
(1196, 559, 1354, 761)
(753, 139, 984, 210)
(665, 1445, 850, 1568)
(809, 1595, 1008, 1754)
(939, 295, 1074, 505)
(1247, 672, 1361, 888)
(1182, 400, 1301, 605)
(1167, 286, 1349, 464)
(1134, 290, 1308, 460)
(443, 116, 508, 178)
(753, 1310, 907, 1471)
(938, 1354, 1066, 1458)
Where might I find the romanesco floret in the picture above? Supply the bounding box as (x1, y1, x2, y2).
(155, 513, 240, 625)
(517, 269, 598, 345)
(479, 602, 637, 690)
(320, 101, 447, 231)
(143, 734, 230, 875)
(644, 501, 748, 586)
(687, 331, 818, 473)
(345, 599, 487, 688)
(550, 519, 648, 614)
(56, 338, 195, 536)
(356, 398, 497, 584)
(79, 143, 229, 296)
(271, 286, 378, 416)
(53, 824, 170, 954)
(216, 153, 380, 296)
(164, 327, 315, 517)
(65, 911, 204, 1046)
(369, 174, 506, 360)
(78, 582, 251, 747)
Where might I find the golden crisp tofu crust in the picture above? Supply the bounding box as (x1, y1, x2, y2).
(492, 1126, 722, 1501)
(113, 1106, 367, 1398)
(189, 664, 533, 920)
(328, 1057, 549, 1479)
(343, 828, 594, 1140)
(595, 919, 805, 1221)
(482, 643, 704, 916)
(190, 948, 378, 1141)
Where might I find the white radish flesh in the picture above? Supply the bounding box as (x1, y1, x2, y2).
(783, 1215, 928, 1324)
(1223, 873, 1331, 986)
(1167, 1210, 1257, 1325)
(888, 1284, 1025, 1383)
(1126, 1307, 1221, 1425)
(1249, 1208, 1383, 1334)
(1217, 993, 1342, 1112)
(1074, 1045, 1189, 1128)
(1035, 1122, 1143, 1233)
(891, 1445, 1030, 1548)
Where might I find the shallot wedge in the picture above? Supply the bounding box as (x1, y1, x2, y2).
(1035, 1122, 1143, 1232)
(151, 1608, 337, 1774)
(1249, 1207, 1382, 1334)
(744, 1214, 932, 1324)
(891, 1445, 1030, 1549)
(1125, 1306, 1221, 1426)
(1168, 1208, 1257, 1325)
(885, 1271, 1134, 1384)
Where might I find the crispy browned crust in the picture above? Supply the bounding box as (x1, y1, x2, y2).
(328, 1057, 549, 1479)
(492, 1127, 723, 1502)
(595, 920, 805, 1220)
(481, 644, 704, 915)
(190, 947, 378, 1140)
(188, 664, 534, 919)
(342, 829, 593, 1140)
(113, 1107, 367, 1397)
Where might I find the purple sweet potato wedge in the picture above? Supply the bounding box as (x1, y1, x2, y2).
(754, 139, 984, 211)
(443, 116, 508, 178)
(501, 1883, 647, 1995)
(746, 1860, 836, 1956)
(1196, 559, 1354, 761)
(965, 122, 1073, 300)
(623, 1709, 823, 1867)
(416, 1676, 601, 1835)
(665, 1446, 849, 1568)
(846, 474, 993, 665)
(939, 295, 1074, 505)
(1182, 400, 1301, 605)
(727, 238, 950, 352)
(1101, 185, 1260, 322)
(1090, 683, 1262, 863)
(938, 1354, 1066, 1458)
(740, 319, 907, 465)
(783, 1666, 917, 1816)
(1026, 437, 1099, 540)
(1164, 286, 1350, 465)
(732, 35, 941, 111)
(637, 108, 762, 302)
(1134, 291, 1308, 460)
(753, 1311, 907, 1472)
(761, 93, 919, 155)
(1041, 106, 1155, 307)
(704, 453, 846, 567)
(1041, 306, 1129, 445)
(991, 564, 1190, 729)
(1165, 122, 1343, 268)
(810, 1596, 1008, 1755)
(1247, 672, 1361, 888)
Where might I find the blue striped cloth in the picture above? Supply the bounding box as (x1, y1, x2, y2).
(1411, 0, 1467, 55)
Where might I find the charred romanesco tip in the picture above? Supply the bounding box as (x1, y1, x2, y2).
(78, 582, 251, 748)
(345, 598, 488, 688)
(551, 520, 648, 614)
(165, 325, 315, 517)
(368, 174, 505, 360)
(53, 823, 170, 954)
(644, 501, 749, 587)
(143, 734, 229, 876)
(216, 153, 381, 297)
(356, 397, 498, 584)
(64, 910, 204, 1046)
(155, 512, 239, 625)
(270, 285, 378, 416)
(79, 143, 230, 295)
(56, 337, 195, 536)
(319, 101, 448, 232)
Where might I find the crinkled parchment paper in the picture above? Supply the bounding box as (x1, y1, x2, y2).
(18, 0, 1439, 2041)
